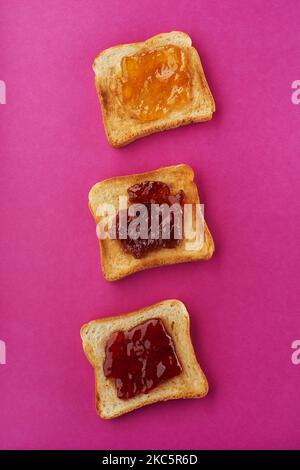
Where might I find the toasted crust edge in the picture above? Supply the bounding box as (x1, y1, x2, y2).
(81, 299, 209, 419)
(93, 32, 215, 147)
(88, 164, 215, 281)
(99, 227, 215, 282)
(92, 31, 192, 69)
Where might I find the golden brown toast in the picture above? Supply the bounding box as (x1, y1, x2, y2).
(88, 164, 215, 281)
(93, 31, 215, 147)
(80, 299, 209, 419)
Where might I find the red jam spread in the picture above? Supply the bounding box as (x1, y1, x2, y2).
(103, 318, 182, 399)
(117, 181, 185, 259)
(128, 181, 184, 205)
(120, 45, 191, 122)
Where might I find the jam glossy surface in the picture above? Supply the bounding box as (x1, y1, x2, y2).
(120, 45, 191, 122)
(117, 181, 185, 259)
(128, 180, 185, 206)
(103, 318, 182, 399)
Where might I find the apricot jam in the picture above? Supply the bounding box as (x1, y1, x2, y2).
(117, 181, 185, 259)
(103, 318, 182, 399)
(120, 45, 191, 122)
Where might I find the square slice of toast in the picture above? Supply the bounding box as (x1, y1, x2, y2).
(80, 299, 209, 419)
(93, 31, 215, 147)
(89, 164, 215, 281)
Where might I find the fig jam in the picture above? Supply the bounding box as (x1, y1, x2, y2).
(103, 318, 182, 399)
(117, 181, 185, 259)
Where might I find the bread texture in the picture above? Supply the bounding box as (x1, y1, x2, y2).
(80, 299, 209, 419)
(89, 164, 215, 281)
(93, 31, 215, 147)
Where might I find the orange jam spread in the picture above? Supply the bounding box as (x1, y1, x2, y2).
(120, 45, 191, 122)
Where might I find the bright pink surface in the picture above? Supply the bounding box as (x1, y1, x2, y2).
(1, 0, 300, 450)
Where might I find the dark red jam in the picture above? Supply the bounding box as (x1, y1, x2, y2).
(116, 181, 185, 259)
(103, 318, 182, 399)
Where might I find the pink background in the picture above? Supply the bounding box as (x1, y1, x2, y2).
(1, 0, 300, 450)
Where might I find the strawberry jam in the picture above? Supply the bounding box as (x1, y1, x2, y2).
(128, 181, 173, 204)
(103, 318, 182, 399)
(117, 181, 185, 259)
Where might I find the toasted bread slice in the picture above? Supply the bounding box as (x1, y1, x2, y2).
(81, 299, 209, 419)
(89, 164, 214, 281)
(93, 31, 215, 147)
